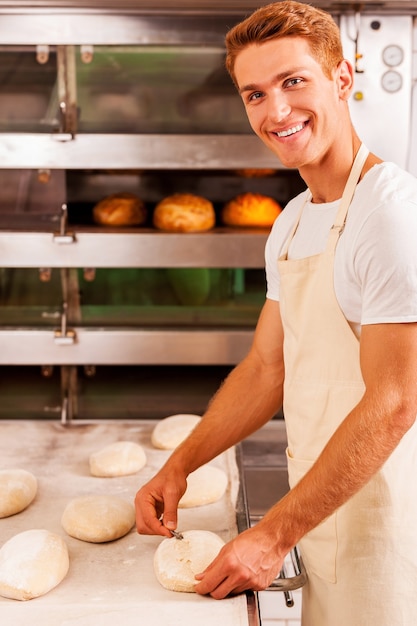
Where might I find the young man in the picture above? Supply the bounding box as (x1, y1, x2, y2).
(135, 3, 417, 623)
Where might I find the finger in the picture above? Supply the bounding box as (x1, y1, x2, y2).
(134, 490, 169, 536)
(194, 575, 229, 599)
(160, 486, 183, 531)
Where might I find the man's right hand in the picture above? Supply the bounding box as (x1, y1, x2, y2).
(134, 465, 188, 537)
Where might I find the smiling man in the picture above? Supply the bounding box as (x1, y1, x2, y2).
(135, 3, 417, 624)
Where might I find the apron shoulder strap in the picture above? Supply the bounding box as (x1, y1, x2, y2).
(326, 143, 369, 251)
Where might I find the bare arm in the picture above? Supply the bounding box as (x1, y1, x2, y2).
(195, 321, 417, 598)
(135, 299, 285, 536)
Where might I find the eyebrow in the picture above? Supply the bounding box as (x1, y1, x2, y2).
(238, 66, 307, 95)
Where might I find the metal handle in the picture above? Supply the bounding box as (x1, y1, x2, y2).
(54, 302, 76, 345)
(53, 203, 76, 244)
(267, 546, 307, 593)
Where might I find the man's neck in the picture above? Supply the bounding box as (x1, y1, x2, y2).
(299, 139, 382, 203)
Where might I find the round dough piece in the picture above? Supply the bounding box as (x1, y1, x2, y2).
(154, 530, 225, 592)
(0, 469, 37, 518)
(89, 441, 147, 477)
(153, 193, 216, 233)
(0, 529, 69, 601)
(221, 192, 282, 227)
(93, 192, 147, 226)
(179, 465, 228, 508)
(151, 414, 201, 450)
(61, 495, 135, 543)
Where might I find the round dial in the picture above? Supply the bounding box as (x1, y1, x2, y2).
(381, 70, 403, 93)
(382, 44, 404, 67)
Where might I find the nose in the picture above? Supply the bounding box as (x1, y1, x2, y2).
(268, 92, 291, 123)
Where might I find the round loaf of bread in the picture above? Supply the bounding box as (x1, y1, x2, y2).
(234, 168, 277, 178)
(0, 469, 37, 518)
(221, 192, 282, 227)
(61, 495, 135, 543)
(0, 529, 69, 601)
(93, 192, 147, 226)
(151, 414, 201, 450)
(153, 193, 215, 232)
(154, 530, 225, 592)
(89, 441, 147, 477)
(179, 465, 228, 508)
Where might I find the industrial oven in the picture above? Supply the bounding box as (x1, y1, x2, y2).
(0, 1, 416, 623)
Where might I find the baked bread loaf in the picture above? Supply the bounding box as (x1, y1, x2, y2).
(234, 168, 277, 178)
(153, 193, 215, 232)
(93, 192, 147, 226)
(221, 192, 282, 227)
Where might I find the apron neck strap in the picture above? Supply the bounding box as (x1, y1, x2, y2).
(325, 142, 369, 252)
(281, 143, 369, 258)
(332, 142, 369, 233)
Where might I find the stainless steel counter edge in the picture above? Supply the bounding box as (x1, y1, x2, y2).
(235, 443, 262, 626)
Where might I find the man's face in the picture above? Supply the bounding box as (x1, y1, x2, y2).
(234, 36, 351, 171)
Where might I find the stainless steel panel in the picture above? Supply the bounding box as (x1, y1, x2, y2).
(1, 1, 417, 22)
(0, 328, 254, 364)
(0, 133, 281, 169)
(0, 13, 238, 46)
(0, 229, 268, 268)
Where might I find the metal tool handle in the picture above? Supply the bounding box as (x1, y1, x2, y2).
(268, 546, 307, 592)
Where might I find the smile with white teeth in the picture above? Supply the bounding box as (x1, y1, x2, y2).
(276, 122, 305, 138)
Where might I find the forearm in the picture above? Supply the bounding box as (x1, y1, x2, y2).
(164, 355, 283, 476)
(258, 390, 416, 554)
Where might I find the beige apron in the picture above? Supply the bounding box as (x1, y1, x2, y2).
(278, 144, 417, 625)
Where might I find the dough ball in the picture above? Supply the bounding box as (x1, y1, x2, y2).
(221, 192, 282, 227)
(151, 414, 201, 450)
(89, 441, 147, 477)
(153, 193, 215, 232)
(179, 465, 228, 508)
(0, 469, 37, 518)
(93, 192, 147, 226)
(154, 530, 225, 592)
(0, 529, 69, 601)
(61, 495, 135, 543)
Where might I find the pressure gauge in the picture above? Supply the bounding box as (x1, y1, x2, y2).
(381, 70, 403, 93)
(382, 44, 404, 67)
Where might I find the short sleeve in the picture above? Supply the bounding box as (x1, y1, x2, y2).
(354, 199, 417, 324)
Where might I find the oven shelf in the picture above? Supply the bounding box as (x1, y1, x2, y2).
(0, 227, 268, 268)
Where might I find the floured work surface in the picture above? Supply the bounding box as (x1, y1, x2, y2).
(0, 420, 249, 626)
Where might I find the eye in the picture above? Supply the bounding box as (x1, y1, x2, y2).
(247, 91, 264, 103)
(284, 77, 303, 88)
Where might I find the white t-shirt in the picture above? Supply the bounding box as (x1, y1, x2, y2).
(265, 162, 417, 328)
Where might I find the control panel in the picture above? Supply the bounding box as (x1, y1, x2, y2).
(340, 15, 412, 169)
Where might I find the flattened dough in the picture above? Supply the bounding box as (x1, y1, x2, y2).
(151, 414, 201, 450)
(154, 530, 225, 592)
(61, 495, 135, 543)
(0, 469, 37, 518)
(89, 441, 147, 477)
(0, 529, 69, 601)
(179, 465, 228, 508)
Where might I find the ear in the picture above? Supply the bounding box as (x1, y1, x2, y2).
(336, 59, 354, 100)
